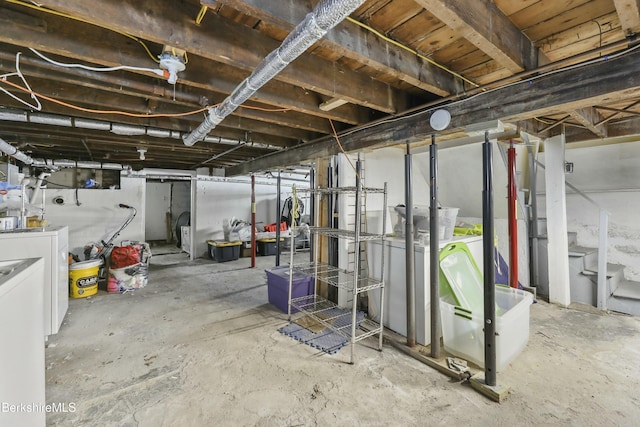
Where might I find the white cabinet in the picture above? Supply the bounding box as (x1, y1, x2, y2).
(0, 258, 46, 427)
(0, 226, 69, 337)
(368, 235, 483, 346)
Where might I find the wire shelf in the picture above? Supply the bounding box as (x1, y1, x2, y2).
(297, 186, 385, 195)
(291, 261, 383, 293)
(289, 295, 382, 343)
(308, 227, 383, 241)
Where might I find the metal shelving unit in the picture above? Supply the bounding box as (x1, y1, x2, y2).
(287, 159, 387, 364)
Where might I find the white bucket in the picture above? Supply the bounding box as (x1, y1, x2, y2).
(439, 207, 459, 241)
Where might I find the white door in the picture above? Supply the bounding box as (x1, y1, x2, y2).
(145, 182, 171, 241)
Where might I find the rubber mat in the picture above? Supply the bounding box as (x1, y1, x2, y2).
(279, 309, 365, 355)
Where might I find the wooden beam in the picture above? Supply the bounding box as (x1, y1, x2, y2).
(0, 55, 335, 136)
(227, 48, 640, 175)
(0, 77, 318, 142)
(35, 0, 406, 113)
(0, 12, 369, 125)
(0, 102, 293, 149)
(414, 0, 537, 72)
(568, 108, 608, 138)
(565, 115, 640, 142)
(208, 0, 461, 96)
(613, 0, 640, 34)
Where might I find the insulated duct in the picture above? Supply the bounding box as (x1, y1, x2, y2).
(0, 108, 282, 150)
(1, 137, 131, 170)
(182, 0, 366, 146)
(31, 159, 130, 170)
(0, 136, 34, 165)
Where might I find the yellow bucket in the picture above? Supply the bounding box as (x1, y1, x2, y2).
(69, 259, 102, 298)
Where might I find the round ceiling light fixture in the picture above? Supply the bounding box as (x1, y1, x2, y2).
(430, 109, 451, 131)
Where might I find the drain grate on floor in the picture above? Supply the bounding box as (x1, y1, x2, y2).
(278, 309, 365, 355)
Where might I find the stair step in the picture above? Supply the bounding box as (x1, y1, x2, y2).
(583, 263, 625, 278)
(568, 245, 597, 257)
(612, 280, 640, 300)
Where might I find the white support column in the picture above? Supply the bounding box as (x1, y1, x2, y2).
(544, 135, 571, 306)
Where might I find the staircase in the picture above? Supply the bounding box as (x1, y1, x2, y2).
(538, 219, 640, 315)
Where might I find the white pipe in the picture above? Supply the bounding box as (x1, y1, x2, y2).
(29, 171, 50, 205)
(0, 107, 282, 150)
(182, 0, 366, 146)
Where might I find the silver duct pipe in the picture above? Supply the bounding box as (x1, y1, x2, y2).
(0, 108, 282, 150)
(0, 136, 34, 165)
(182, 0, 366, 146)
(31, 159, 130, 170)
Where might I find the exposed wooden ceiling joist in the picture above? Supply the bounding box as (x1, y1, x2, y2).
(414, 0, 538, 72)
(228, 48, 640, 175)
(613, 0, 640, 34)
(208, 0, 462, 97)
(568, 108, 608, 138)
(35, 0, 406, 114)
(1, 0, 639, 171)
(0, 6, 369, 127)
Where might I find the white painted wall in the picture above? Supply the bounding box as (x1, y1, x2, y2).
(45, 176, 145, 257)
(193, 176, 309, 258)
(537, 140, 640, 281)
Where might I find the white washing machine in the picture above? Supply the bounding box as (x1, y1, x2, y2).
(0, 257, 46, 427)
(0, 226, 69, 337)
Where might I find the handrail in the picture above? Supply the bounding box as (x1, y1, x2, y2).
(535, 159, 609, 309)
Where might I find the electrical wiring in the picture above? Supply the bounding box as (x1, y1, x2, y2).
(29, 48, 166, 77)
(0, 77, 296, 118)
(329, 118, 358, 176)
(5, 0, 160, 64)
(0, 78, 210, 118)
(345, 16, 479, 88)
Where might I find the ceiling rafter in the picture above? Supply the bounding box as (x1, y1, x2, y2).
(228, 48, 640, 175)
(613, 0, 640, 34)
(414, 0, 538, 72)
(207, 0, 461, 97)
(0, 9, 369, 126)
(35, 0, 406, 114)
(568, 108, 608, 138)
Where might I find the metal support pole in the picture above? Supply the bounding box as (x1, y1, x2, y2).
(429, 135, 441, 358)
(508, 142, 518, 288)
(405, 143, 416, 347)
(482, 131, 497, 386)
(309, 168, 315, 262)
(275, 170, 282, 266)
(350, 156, 363, 364)
(527, 145, 539, 288)
(251, 174, 256, 268)
(328, 163, 334, 266)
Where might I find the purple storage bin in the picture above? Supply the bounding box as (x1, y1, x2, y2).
(265, 266, 314, 313)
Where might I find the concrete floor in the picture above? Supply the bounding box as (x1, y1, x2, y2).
(45, 248, 640, 426)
